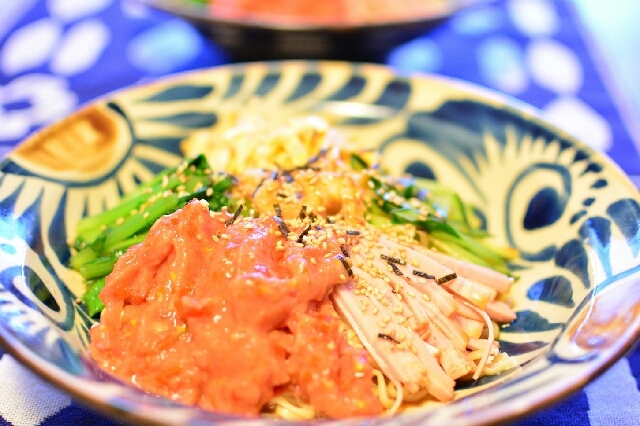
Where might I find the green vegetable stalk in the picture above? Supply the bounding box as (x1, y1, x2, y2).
(363, 167, 517, 277)
(71, 155, 233, 317)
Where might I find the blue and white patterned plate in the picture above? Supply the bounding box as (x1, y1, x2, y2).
(0, 61, 638, 425)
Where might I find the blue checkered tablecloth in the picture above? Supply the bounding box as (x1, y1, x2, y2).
(0, 0, 639, 425)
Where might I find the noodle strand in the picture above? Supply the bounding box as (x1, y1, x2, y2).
(466, 302, 495, 380)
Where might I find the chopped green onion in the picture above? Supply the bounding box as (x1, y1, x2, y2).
(70, 155, 233, 318)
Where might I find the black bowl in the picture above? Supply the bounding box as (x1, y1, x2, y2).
(137, 0, 486, 62)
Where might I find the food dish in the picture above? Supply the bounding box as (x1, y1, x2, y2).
(78, 113, 519, 419)
(0, 61, 639, 425)
(136, 0, 487, 61)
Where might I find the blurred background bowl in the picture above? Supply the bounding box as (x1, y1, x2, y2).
(137, 0, 488, 62)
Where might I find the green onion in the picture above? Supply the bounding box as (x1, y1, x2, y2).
(82, 278, 106, 317)
(349, 153, 369, 171)
(70, 155, 233, 317)
(364, 174, 514, 277)
(78, 255, 118, 280)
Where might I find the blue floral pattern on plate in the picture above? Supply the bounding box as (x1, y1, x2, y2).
(0, 61, 638, 425)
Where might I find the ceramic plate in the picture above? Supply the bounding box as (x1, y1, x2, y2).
(137, 0, 487, 61)
(0, 61, 639, 426)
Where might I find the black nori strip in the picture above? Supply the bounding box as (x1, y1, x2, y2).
(225, 204, 244, 226)
(251, 171, 277, 198)
(297, 225, 311, 244)
(273, 216, 290, 236)
(274, 203, 282, 218)
(380, 254, 406, 265)
(413, 270, 435, 279)
(281, 148, 326, 173)
(346, 230, 360, 236)
(377, 333, 399, 344)
(251, 178, 267, 198)
(277, 169, 294, 183)
(337, 254, 353, 276)
(436, 272, 457, 285)
(340, 245, 349, 258)
(289, 164, 320, 172)
(299, 205, 307, 220)
(388, 262, 403, 276)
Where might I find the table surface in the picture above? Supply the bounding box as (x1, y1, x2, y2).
(0, 0, 639, 425)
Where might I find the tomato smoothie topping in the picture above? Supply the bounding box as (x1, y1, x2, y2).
(89, 200, 382, 418)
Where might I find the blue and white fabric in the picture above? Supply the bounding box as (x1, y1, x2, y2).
(0, 0, 638, 424)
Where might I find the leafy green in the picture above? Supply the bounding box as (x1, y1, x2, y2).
(366, 175, 515, 276)
(70, 155, 233, 316)
(82, 278, 106, 317)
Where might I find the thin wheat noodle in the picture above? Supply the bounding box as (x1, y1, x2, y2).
(481, 352, 517, 376)
(371, 368, 404, 415)
(465, 302, 495, 380)
(387, 376, 404, 415)
(270, 396, 316, 420)
(373, 369, 396, 409)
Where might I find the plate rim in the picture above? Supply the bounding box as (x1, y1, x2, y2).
(0, 59, 639, 426)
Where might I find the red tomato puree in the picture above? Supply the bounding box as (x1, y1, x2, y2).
(89, 200, 382, 418)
